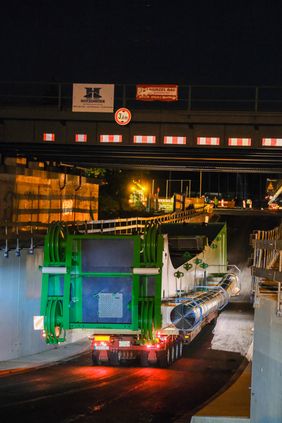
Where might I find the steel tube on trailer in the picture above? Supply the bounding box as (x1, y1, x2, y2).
(169, 273, 238, 331)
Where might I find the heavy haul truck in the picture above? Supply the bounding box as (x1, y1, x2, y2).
(38, 221, 239, 367)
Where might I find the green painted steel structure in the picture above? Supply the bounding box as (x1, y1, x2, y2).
(40, 222, 163, 344)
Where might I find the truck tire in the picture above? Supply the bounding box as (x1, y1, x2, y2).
(170, 344, 176, 363)
(175, 342, 179, 360)
(92, 351, 101, 366)
(140, 351, 149, 367)
(178, 341, 183, 358)
(108, 351, 121, 366)
(157, 347, 171, 368)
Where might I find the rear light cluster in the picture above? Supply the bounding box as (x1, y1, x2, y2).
(93, 341, 108, 347)
(91, 335, 134, 350)
(146, 343, 161, 349)
(91, 335, 111, 350)
(145, 331, 169, 349)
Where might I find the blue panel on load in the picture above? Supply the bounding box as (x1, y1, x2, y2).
(81, 239, 135, 273)
(48, 276, 64, 296)
(82, 277, 132, 324)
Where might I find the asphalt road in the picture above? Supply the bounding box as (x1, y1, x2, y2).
(0, 310, 247, 423)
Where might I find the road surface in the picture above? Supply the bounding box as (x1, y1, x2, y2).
(1, 212, 278, 422)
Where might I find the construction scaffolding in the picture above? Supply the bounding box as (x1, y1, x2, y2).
(251, 224, 282, 316)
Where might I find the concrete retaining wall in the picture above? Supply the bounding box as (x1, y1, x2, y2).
(250, 296, 282, 423)
(0, 248, 52, 360)
(0, 248, 92, 361)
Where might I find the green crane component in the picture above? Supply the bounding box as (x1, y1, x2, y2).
(183, 262, 193, 271)
(138, 224, 163, 341)
(44, 221, 68, 264)
(44, 298, 64, 344)
(174, 271, 184, 278)
(142, 224, 159, 266)
(40, 222, 163, 344)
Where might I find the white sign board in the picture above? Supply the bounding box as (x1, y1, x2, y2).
(72, 83, 114, 112)
(33, 315, 44, 330)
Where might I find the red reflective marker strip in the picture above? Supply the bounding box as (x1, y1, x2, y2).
(75, 134, 87, 142)
(164, 136, 186, 144)
(228, 138, 251, 146)
(197, 137, 220, 145)
(133, 136, 156, 144)
(43, 133, 55, 142)
(262, 138, 282, 147)
(100, 135, 122, 143)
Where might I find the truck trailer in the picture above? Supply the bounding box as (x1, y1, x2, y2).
(38, 221, 239, 367)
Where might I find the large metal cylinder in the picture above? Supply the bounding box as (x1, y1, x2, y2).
(168, 273, 238, 331)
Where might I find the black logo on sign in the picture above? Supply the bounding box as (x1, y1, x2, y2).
(84, 87, 102, 99)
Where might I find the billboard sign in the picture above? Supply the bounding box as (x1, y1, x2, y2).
(136, 84, 178, 101)
(72, 83, 114, 112)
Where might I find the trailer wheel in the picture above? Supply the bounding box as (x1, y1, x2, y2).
(175, 342, 179, 360)
(157, 347, 171, 368)
(108, 351, 121, 366)
(170, 344, 176, 363)
(178, 341, 183, 358)
(140, 351, 149, 367)
(92, 351, 101, 366)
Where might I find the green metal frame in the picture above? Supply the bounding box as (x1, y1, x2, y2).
(40, 222, 163, 344)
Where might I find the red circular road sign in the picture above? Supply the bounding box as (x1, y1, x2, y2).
(115, 107, 132, 125)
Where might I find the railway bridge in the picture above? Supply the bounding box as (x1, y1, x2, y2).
(0, 84, 282, 422)
(1, 83, 282, 172)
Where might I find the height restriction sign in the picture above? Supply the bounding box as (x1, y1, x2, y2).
(115, 107, 132, 125)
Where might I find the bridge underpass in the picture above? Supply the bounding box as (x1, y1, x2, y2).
(0, 85, 282, 422)
(1, 83, 282, 172)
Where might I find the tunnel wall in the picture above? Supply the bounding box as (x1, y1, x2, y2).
(0, 248, 91, 361)
(250, 296, 282, 423)
(0, 248, 51, 361)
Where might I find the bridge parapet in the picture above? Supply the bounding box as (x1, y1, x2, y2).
(1, 83, 282, 171)
(1, 82, 282, 113)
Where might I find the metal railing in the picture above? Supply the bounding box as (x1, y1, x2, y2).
(1, 82, 282, 112)
(0, 206, 208, 255)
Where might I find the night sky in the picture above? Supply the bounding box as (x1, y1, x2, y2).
(1, 1, 282, 85)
